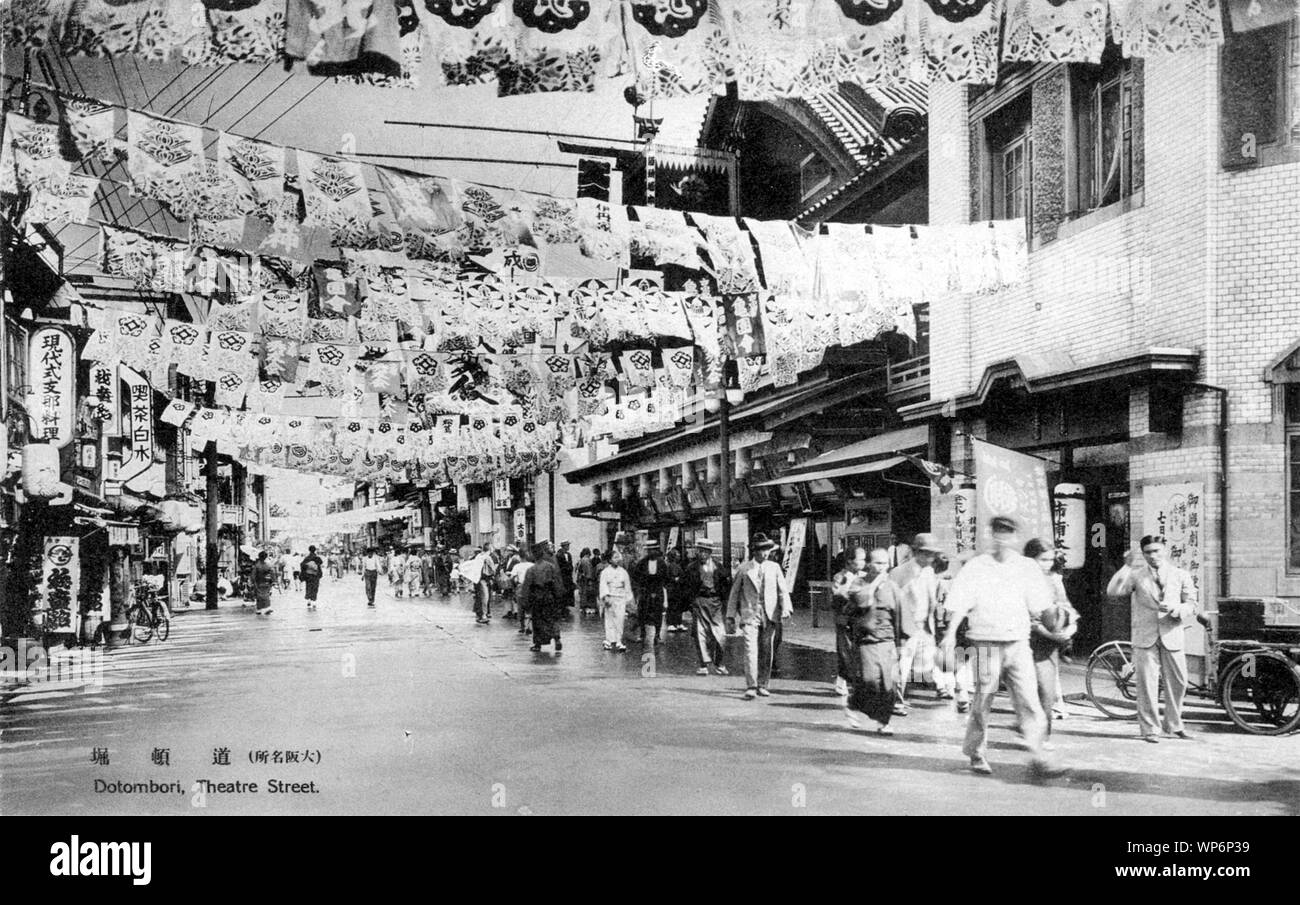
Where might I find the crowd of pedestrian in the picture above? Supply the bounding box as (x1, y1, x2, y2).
(259, 515, 1198, 780)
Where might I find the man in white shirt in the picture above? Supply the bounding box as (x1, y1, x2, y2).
(361, 548, 381, 607)
(726, 533, 792, 699)
(941, 516, 1063, 777)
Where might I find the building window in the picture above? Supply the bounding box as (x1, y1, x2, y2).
(799, 152, 832, 202)
(1289, 385, 1300, 571)
(982, 92, 1033, 237)
(5, 322, 26, 408)
(1221, 19, 1300, 167)
(1073, 48, 1139, 211)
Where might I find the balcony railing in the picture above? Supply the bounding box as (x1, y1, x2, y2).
(886, 355, 930, 402)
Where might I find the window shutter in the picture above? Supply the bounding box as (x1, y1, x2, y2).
(1220, 27, 1281, 169)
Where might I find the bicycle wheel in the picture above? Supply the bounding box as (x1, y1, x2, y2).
(1086, 641, 1141, 720)
(128, 606, 153, 643)
(154, 609, 170, 642)
(1220, 654, 1300, 736)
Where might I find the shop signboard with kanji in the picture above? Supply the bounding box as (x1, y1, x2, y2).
(971, 438, 1052, 553)
(117, 367, 154, 484)
(27, 327, 74, 447)
(40, 536, 80, 635)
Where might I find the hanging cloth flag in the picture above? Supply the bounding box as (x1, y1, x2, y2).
(312, 260, 362, 317)
(744, 217, 815, 297)
(575, 197, 631, 266)
(127, 110, 204, 215)
(218, 131, 286, 219)
(377, 167, 462, 252)
(260, 191, 306, 255)
(2, 113, 71, 194)
(24, 174, 98, 227)
(160, 320, 208, 379)
(209, 330, 257, 378)
(692, 212, 760, 295)
(191, 215, 246, 249)
(661, 345, 696, 389)
(257, 287, 309, 339)
(214, 370, 250, 408)
(918, 0, 1003, 85)
(619, 349, 657, 388)
(60, 96, 117, 164)
(719, 292, 766, 359)
(259, 337, 302, 383)
(298, 149, 373, 235)
(1002, 0, 1107, 63)
(1109, 0, 1224, 56)
(160, 398, 196, 428)
(629, 206, 702, 269)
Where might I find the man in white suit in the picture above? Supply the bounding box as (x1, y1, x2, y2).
(726, 533, 792, 700)
(1106, 535, 1199, 742)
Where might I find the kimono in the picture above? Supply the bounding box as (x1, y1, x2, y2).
(520, 554, 567, 645)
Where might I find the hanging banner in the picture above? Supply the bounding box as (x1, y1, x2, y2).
(971, 438, 1052, 554)
(40, 536, 80, 635)
(28, 327, 76, 448)
(494, 476, 512, 510)
(1052, 482, 1087, 569)
(88, 361, 120, 434)
(118, 367, 155, 484)
(1141, 482, 1205, 595)
(784, 517, 808, 586)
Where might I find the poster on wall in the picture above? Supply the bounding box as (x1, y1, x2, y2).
(931, 481, 978, 561)
(784, 518, 808, 584)
(1141, 482, 1205, 594)
(971, 439, 1052, 553)
(40, 536, 80, 635)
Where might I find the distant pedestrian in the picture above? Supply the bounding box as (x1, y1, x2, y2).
(632, 539, 672, 646)
(301, 545, 323, 611)
(831, 547, 869, 698)
(664, 549, 688, 632)
(577, 548, 597, 616)
(556, 540, 576, 611)
(362, 547, 380, 607)
(891, 533, 946, 712)
(845, 548, 902, 735)
(682, 539, 730, 675)
(1025, 538, 1079, 745)
(252, 551, 276, 616)
(508, 551, 533, 631)
(598, 550, 632, 652)
(521, 541, 567, 653)
(725, 533, 792, 700)
(941, 516, 1063, 777)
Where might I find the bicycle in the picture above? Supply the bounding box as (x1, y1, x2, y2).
(1085, 628, 1300, 736)
(125, 582, 171, 644)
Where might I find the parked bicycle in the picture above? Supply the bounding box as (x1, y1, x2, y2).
(126, 582, 171, 644)
(1085, 620, 1300, 736)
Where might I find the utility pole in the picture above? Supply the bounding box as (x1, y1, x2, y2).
(204, 381, 219, 609)
(719, 393, 731, 575)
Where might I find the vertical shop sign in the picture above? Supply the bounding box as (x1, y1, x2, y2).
(41, 536, 80, 635)
(28, 327, 75, 447)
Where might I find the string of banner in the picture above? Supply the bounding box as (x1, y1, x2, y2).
(5, 86, 1031, 483)
(0, 0, 1230, 97)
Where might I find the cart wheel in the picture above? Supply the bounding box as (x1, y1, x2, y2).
(1085, 641, 1141, 720)
(1220, 654, 1300, 736)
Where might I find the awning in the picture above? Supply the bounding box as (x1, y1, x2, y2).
(756, 455, 907, 487)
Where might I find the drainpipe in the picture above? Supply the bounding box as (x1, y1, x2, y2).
(1187, 383, 1229, 601)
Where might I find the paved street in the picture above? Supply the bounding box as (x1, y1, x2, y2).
(2, 577, 1297, 816)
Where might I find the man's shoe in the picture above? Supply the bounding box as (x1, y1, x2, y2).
(1169, 730, 1194, 740)
(892, 703, 910, 717)
(834, 677, 848, 697)
(554, 640, 562, 652)
(696, 667, 710, 675)
(603, 642, 613, 650)
(743, 689, 758, 700)
(956, 701, 970, 714)
(530, 644, 542, 652)
(714, 665, 729, 676)
(844, 708, 861, 729)
(876, 723, 895, 736)
(614, 643, 628, 652)
(1030, 758, 1067, 778)
(969, 756, 993, 775)
(756, 687, 771, 697)
(1141, 734, 1160, 744)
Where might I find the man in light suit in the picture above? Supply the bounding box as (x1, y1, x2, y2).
(726, 533, 792, 699)
(1106, 535, 1199, 742)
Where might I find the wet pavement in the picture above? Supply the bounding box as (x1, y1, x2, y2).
(2, 576, 1298, 815)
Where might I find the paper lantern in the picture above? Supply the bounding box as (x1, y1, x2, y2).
(22, 442, 72, 504)
(1053, 483, 1087, 570)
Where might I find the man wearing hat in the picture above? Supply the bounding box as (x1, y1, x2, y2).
(726, 533, 792, 699)
(556, 540, 576, 612)
(1106, 535, 1199, 742)
(890, 532, 949, 712)
(519, 540, 568, 653)
(632, 538, 672, 646)
(681, 538, 732, 676)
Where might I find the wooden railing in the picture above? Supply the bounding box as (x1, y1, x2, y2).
(886, 355, 930, 400)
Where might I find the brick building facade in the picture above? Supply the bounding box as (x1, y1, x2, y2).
(912, 23, 1300, 652)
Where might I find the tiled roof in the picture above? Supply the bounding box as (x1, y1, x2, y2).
(797, 81, 928, 221)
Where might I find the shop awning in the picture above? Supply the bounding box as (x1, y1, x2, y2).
(756, 455, 908, 487)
